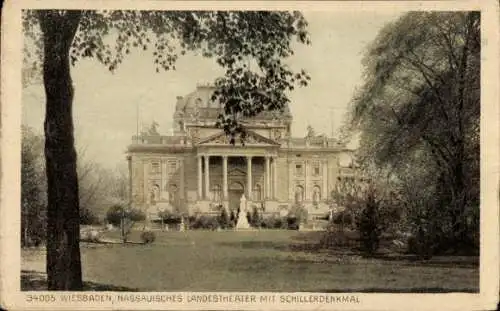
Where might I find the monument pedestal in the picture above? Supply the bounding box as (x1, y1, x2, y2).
(235, 194, 252, 230)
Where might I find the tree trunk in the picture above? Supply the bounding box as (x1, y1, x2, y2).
(39, 11, 83, 290)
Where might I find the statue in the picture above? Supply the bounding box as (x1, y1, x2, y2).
(235, 194, 251, 230)
(148, 121, 160, 136)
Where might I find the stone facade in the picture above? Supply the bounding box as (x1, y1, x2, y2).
(127, 84, 356, 221)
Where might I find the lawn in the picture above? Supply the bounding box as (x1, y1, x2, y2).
(21, 229, 479, 292)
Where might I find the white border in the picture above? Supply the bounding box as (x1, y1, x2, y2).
(1, 1, 498, 310)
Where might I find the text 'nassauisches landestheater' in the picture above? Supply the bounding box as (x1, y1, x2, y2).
(126, 84, 356, 221)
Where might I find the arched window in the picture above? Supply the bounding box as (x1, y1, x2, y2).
(295, 185, 304, 204)
(212, 184, 222, 202)
(312, 185, 321, 204)
(253, 184, 262, 201)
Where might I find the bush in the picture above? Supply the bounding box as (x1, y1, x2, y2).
(190, 215, 220, 230)
(106, 204, 146, 227)
(80, 207, 101, 225)
(356, 192, 382, 254)
(80, 229, 102, 243)
(158, 210, 182, 225)
(218, 208, 231, 229)
(140, 230, 156, 244)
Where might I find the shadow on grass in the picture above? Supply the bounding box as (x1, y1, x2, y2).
(21, 270, 139, 291)
(218, 239, 479, 268)
(313, 288, 479, 293)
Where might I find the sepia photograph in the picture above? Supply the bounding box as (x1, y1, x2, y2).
(1, 0, 498, 310)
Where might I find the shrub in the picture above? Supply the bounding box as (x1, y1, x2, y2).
(158, 210, 181, 225)
(106, 205, 146, 227)
(140, 230, 156, 244)
(356, 192, 382, 254)
(80, 207, 101, 225)
(80, 229, 102, 243)
(190, 215, 220, 230)
(218, 208, 230, 229)
(249, 206, 262, 228)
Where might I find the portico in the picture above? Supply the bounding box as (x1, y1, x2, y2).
(195, 151, 279, 213)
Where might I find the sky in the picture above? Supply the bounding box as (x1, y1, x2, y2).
(22, 11, 403, 170)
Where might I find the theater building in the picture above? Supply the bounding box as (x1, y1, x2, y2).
(126, 84, 356, 221)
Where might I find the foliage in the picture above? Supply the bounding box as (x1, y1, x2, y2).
(80, 229, 102, 243)
(356, 188, 382, 254)
(140, 230, 156, 244)
(158, 210, 182, 225)
(190, 215, 220, 230)
(347, 12, 480, 255)
(217, 208, 231, 229)
(106, 204, 145, 243)
(22, 9, 311, 289)
(248, 205, 263, 228)
(21, 126, 46, 247)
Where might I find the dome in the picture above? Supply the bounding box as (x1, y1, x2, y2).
(174, 83, 292, 119)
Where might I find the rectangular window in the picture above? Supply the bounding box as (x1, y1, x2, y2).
(168, 161, 177, 174)
(295, 164, 303, 176)
(312, 162, 321, 176)
(151, 161, 160, 174)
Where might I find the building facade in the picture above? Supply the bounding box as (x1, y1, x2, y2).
(127, 84, 355, 221)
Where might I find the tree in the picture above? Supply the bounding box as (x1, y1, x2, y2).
(349, 12, 480, 252)
(21, 126, 46, 247)
(106, 204, 146, 243)
(23, 10, 310, 289)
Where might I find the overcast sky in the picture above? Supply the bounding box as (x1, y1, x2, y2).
(22, 11, 403, 170)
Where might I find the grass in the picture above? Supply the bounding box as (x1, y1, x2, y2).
(21, 229, 479, 292)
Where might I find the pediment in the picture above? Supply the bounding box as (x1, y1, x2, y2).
(196, 130, 279, 146)
(228, 168, 246, 177)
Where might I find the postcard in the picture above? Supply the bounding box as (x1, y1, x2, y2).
(1, 0, 498, 310)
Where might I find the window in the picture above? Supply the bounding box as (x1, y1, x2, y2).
(212, 184, 222, 202)
(151, 162, 160, 174)
(253, 184, 262, 201)
(312, 162, 321, 176)
(168, 161, 177, 174)
(295, 164, 303, 176)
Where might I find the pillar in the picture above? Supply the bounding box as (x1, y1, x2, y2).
(265, 156, 271, 199)
(273, 157, 278, 199)
(246, 156, 252, 199)
(222, 156, 228, 199)
(180, 158, 185, 200)
(204, 155, 210, 199)
(304, 160, 309, 201)
(197, 155, 203, 199)
(127, 156, 132, 204)
(322, 160, 328, 201)
(144, 159, 149, 204)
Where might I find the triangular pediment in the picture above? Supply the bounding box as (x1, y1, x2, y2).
(196, 130, 279, 146)
(228, 168, 246, 177)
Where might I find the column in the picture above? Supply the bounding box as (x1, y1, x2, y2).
(265, 156, 271, 199)
(273, 157, 278, 199)
(180, 158, 185, 200)
(144, 160, 149, 204)
(222, 156, 228, 199)
(204, 155, 210, 199)
(197, 155, 203, 199)
(246, 156, 252, 200)
(288, 160, 294, 201)
(322, 160, 328, 201)
(304, 160, 309, 201)
(127, 156, 132, 204)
